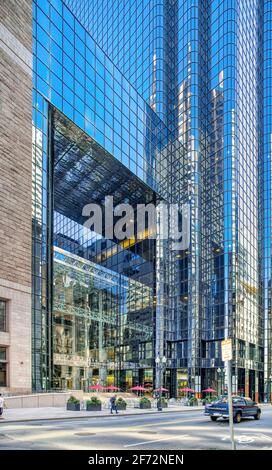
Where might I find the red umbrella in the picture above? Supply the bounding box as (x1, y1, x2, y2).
(179, 387, 195, 392)
(202, 388, 216, 393)
(105, 385, 119, 391)
(89, 384, 105, 390)
(179, 387, 195, 400)
(154, 387, 169, 392)
(128, 386, 148, 391)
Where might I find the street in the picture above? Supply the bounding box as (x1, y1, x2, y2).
(0, 408, 271, 450)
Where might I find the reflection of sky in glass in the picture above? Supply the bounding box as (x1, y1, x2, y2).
(263, 1, 272, 383)
(65, 0, 167, 123)
(33, 0, 170, 199)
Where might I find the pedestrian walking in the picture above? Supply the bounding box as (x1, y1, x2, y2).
(110, 394, 118, 414)
(0, 394, 4, 419)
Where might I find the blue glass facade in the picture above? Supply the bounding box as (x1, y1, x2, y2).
(32, 0, 174, 391)
(65, 0, 168, 123)
(33, 0, 171, 194)
(32, 0, 272, 400)
(263, 0, 272, 401)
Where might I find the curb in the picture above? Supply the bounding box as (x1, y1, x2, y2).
(0, 408, 202, 424)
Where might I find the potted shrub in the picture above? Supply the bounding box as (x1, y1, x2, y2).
(202, 397, 211, 406)
(157, 397, 168, 408)
(67, 395, 80, 411)
(86, 396, 102, 411)
(139, 397, 151, 409)
(116, 397, 127, 410)
(189, 396, 198, 406)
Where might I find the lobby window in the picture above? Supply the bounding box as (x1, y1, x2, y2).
(249, 343, 255, 361)
(0, 347, 7, 387)
(0, 300, 7, 332)
(238, 340, 246, 358)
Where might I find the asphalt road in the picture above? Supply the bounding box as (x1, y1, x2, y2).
(0, 408, 272, 450)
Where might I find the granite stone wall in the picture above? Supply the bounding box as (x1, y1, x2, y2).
(0, 0, 32, 393)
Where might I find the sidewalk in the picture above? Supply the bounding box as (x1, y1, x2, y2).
(1, 403, 270, 424)
(0, 405, 202, 424)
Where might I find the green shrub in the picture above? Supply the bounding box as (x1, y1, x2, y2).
(140, 396, 151, 405)
(189, 397, 198, 406)
(116, 397, 127, 406)
(202, 398, 211, 405)
(159, 397, 168, 404)
(212, 396, 220, 402)
(67, 395, 80, 405)
(86, 396, 102, 406)
(204, 396, 218, 405)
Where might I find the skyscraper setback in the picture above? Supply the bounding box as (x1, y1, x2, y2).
(0, 0, 271, 401)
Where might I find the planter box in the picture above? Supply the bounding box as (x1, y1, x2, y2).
(86, 404, 102, 411)
(140, 402, 151, 409)
(67, 402, 80, 411)
(157, 401, 168, 410)
(117, 404, 126, 410)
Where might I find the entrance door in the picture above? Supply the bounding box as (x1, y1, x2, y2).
(66, 378, 73, 389)
(249, 370, 255, 400)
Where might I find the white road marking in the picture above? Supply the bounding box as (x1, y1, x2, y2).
(124, 434, 189, 448)
(236, 435, 255, 444)
(259, 433, 272, 442)
(222, 432, 272, 445)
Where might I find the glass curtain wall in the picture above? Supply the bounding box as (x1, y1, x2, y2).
(32, 0, 267, 398)
(32, 0, 175, 390)
(51, 109, 156, 389)
(65, 0, 167, 123)
(263, 0, 272, 402)
(32, 91, 52, 391)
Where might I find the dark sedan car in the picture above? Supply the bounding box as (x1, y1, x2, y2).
(204, 396, 261, 423)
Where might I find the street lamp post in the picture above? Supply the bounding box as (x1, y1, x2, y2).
(155, 355, 167, 411)
(217, 367, 225, 396)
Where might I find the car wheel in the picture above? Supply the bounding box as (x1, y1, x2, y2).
(234, 412, 242, 423)
(254, 411, 261, 420)
(210, 416, 218, 421)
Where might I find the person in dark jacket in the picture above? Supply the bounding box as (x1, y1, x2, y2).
(0, 394, 4, 418)
(110, 394, 118, 414)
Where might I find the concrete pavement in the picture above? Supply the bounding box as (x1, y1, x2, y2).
(0, 404, 201, 423)
(1, 403, 270, 424)
(0, 408, 271, 450)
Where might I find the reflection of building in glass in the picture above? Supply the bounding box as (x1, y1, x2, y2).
(58, 0, 270, 401)
(53, 247, 153, 389)
(50, 108, 158, 391)
(2, 0, 272, 399)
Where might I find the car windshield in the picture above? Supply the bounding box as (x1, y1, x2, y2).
(213, 397, 228, 404)
(212, 396, 244, 404)
(232, 397, 244, 403)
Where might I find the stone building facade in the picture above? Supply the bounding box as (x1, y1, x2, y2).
(0, 0, 32, 393)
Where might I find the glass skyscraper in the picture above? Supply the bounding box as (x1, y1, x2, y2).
(27, 0, 272, 400)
